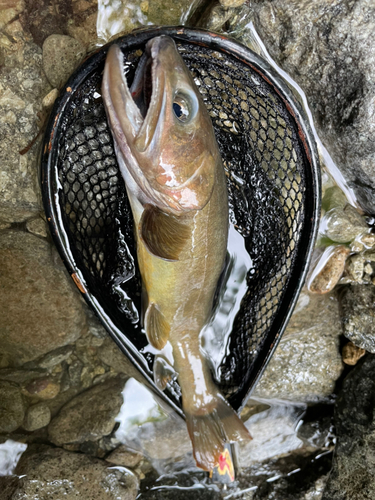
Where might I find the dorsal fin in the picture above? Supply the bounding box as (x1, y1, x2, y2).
(139, 204, 190, 261)
(145, 303, 170, 350)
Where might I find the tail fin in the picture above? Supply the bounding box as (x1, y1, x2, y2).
(184, 395, 252, 471)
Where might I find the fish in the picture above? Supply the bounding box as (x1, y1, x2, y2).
(102, 35, 251, 471)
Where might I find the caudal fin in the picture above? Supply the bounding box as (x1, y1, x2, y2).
(184, 395, 252, 471)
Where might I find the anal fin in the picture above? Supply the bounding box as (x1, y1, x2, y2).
(140, 204, 190, 261)
(145, 303, 170, 350)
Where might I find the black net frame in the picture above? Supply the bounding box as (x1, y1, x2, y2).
(41, 26, 321, 418)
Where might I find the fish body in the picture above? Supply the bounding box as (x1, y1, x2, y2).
(102, 35, 251, 471)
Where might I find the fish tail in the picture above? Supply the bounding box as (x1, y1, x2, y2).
(184, 394, 252, 471)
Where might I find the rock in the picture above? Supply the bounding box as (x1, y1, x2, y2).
(308, 246, 350, 294)
(0, 445, 139, 500)
(48, 376, 126, 446)
(23, 378, 60, 400)
(37, 346, 74, 370)
(98, 337, 149, 382)
(219, 0, 246, 7)
(240, 404, 304, 466)
(42, 34, 86, 89)
(248, 0, 375, 214)
(0, 381, 26, 433)
(106, 446, 143, 468)
(0, 34, 50, 223)
(0, 231, 85, 366)
(253, 291, 344, 402)
(322, 354, 375, 500)
(321, 205, 368, 243)
(345, 251, 375, 284)
(340, 284, 375, 352)
(342, 341, 366, 366)
(0, 368, 47, 385)
(41, 88, 59, 109)
(25, 215, 48, 238)
(23, 402, 51, 431)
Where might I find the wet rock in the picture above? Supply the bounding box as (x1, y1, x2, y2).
(0, 445, 139, 500)
(106, 446, 143, 468)
(0, 231, 85, 366)
(345, 251, 375, 284)
(342, 341, 366, 366)
(321, 205, 368, 243)
(0, 382, 26, 433)
(48, 376, 126, 446)
(23, 402, 51, 431)
(0, 368, 47, 385)
(219, 0, 246, 7)
(340, 284, 375, 352)
(0, 31, 50, 222)
(322, 354, 375, 500)
(240, 404, 304, 466)
(42, 34, 86, 89)
(249, 0, 375, 214)
(308, 246, 350, 294)
(41, 88, 59, 109)
(254, 291, 344, 402)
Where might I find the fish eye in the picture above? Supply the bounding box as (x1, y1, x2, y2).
(173, 91, 197, 123)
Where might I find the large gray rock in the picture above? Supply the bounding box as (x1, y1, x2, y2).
(0, 19, 50, 223)
(322, 354, 375, 500)
(253, 290, 344, 402)
(0, 231, 85, 366)
(248, 0, 375, 214)
(0, 445, 138, 500)
(340, 284, 375, 352)
(48, 376, 126, 446)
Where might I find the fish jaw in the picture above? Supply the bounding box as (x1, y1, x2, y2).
(102, 36, 219, 214)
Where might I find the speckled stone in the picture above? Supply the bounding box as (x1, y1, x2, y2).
(254, 290, 344, 402)
(0, 445, 139, 500)
(48, 376, 126, 446)
(248, 0, 375, 214)
(23, 402, 51, 431)
(342, 341, 366, 366)
(0, 231, 85, 366)
(308, 246, 350, 294)
(42, 34, 86, 89)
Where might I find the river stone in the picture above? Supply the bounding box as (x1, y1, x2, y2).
(0, 231, 85, 366)
(248, 0, 375, 214)
(48, 376, 126, 446)
(0, 445, 138, 500)
(0, 28, 50, 223)
(322, 354, 375, 500)
(0, 381, 26, 433)
(340, 284, 375, 352)
(42, 34, 86, 89)
(23, 402, 51, 431)
(253, 290, 344, 402)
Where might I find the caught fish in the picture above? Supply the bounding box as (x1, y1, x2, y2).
(102, 35, 251, 471)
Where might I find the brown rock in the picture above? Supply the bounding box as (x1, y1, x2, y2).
(23, 378, 60, 400)
(342, 341, 366, 366)
(48, 376, 126, 446)
(23, 402, 51, 431)
(308, 245, 350, 294)
(106, 446, 143, 468)
(0, 445, 139, 500)
(0, 231, 85, 366)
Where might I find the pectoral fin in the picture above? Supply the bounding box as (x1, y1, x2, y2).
(153, 356, 178, 391)
(139, 204, 190, 261)
(145, 303, 170, 350)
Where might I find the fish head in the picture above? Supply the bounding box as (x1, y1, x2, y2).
(102, 35, 219, 214)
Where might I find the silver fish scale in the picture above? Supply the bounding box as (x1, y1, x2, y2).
(56, 43, 306, 402)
